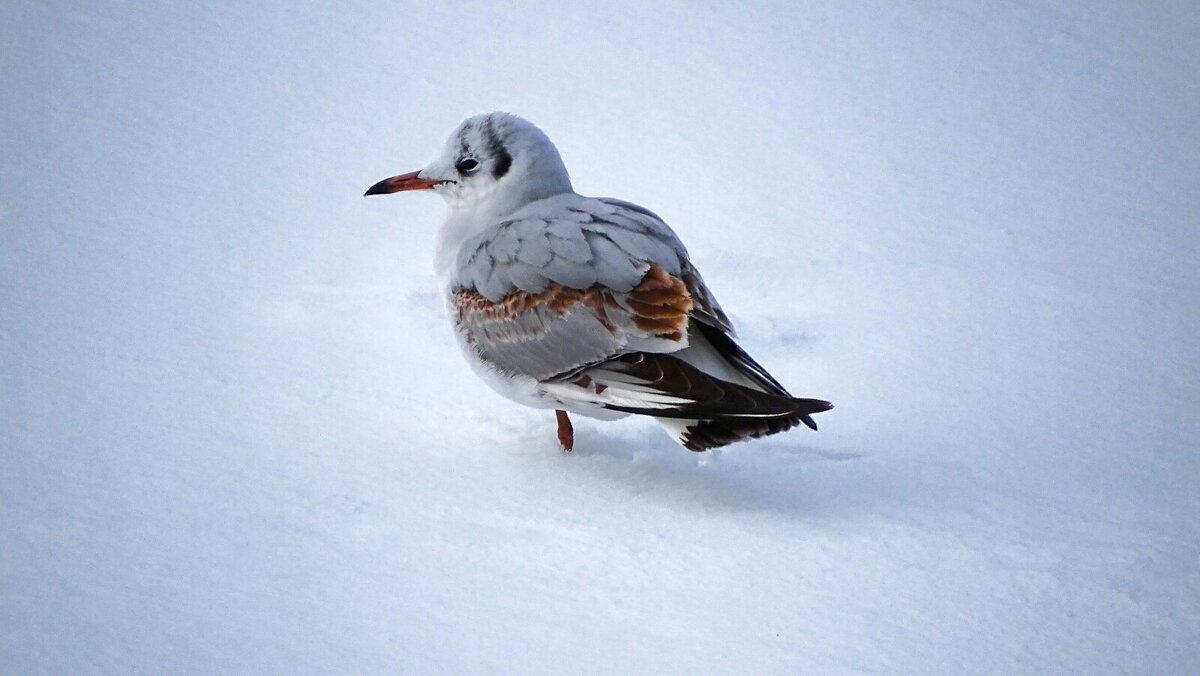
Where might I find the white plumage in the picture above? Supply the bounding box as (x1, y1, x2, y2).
(366, 112, 830, 451)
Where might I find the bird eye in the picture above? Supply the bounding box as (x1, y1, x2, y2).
(456, 158, 480, 173)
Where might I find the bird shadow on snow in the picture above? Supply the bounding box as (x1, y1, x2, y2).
(499, 416, 902, 522)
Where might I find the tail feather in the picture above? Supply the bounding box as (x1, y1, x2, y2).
(665, 397, 833, 452)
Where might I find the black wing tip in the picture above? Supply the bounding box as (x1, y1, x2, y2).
(789, 398, 833, 431)
(580, 350, 833, 449)
(800, 414, 818, 431)
(798, 399, 833, 430)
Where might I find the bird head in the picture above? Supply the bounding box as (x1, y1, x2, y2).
(365, 112, 574, 219)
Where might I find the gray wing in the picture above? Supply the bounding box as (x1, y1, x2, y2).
(454, 196, 682, 300)
(451, 195, 724, 380)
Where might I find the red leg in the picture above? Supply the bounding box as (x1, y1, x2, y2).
(555, 409, 574, 452)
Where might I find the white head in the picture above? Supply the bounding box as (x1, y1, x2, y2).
(365, 112, 573, 220)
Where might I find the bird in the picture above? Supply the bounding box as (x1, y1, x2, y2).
(365, 112, 831, 452)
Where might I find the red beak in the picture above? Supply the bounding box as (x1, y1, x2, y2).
(364, 170, 442, 196)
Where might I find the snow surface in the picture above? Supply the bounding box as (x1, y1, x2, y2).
(3, 1, 1199, 673)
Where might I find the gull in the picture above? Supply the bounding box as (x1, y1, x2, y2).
(366, 113, 831, 451)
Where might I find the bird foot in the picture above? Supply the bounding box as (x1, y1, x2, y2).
(555, 409, 574, 452)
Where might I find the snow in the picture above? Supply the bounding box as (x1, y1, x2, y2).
(3, 1, 1198, 673)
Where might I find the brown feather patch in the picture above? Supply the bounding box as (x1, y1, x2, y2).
(456, 284, 619, 332)
(625, 266, 693, 337)
(454, 265, 692, 342)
